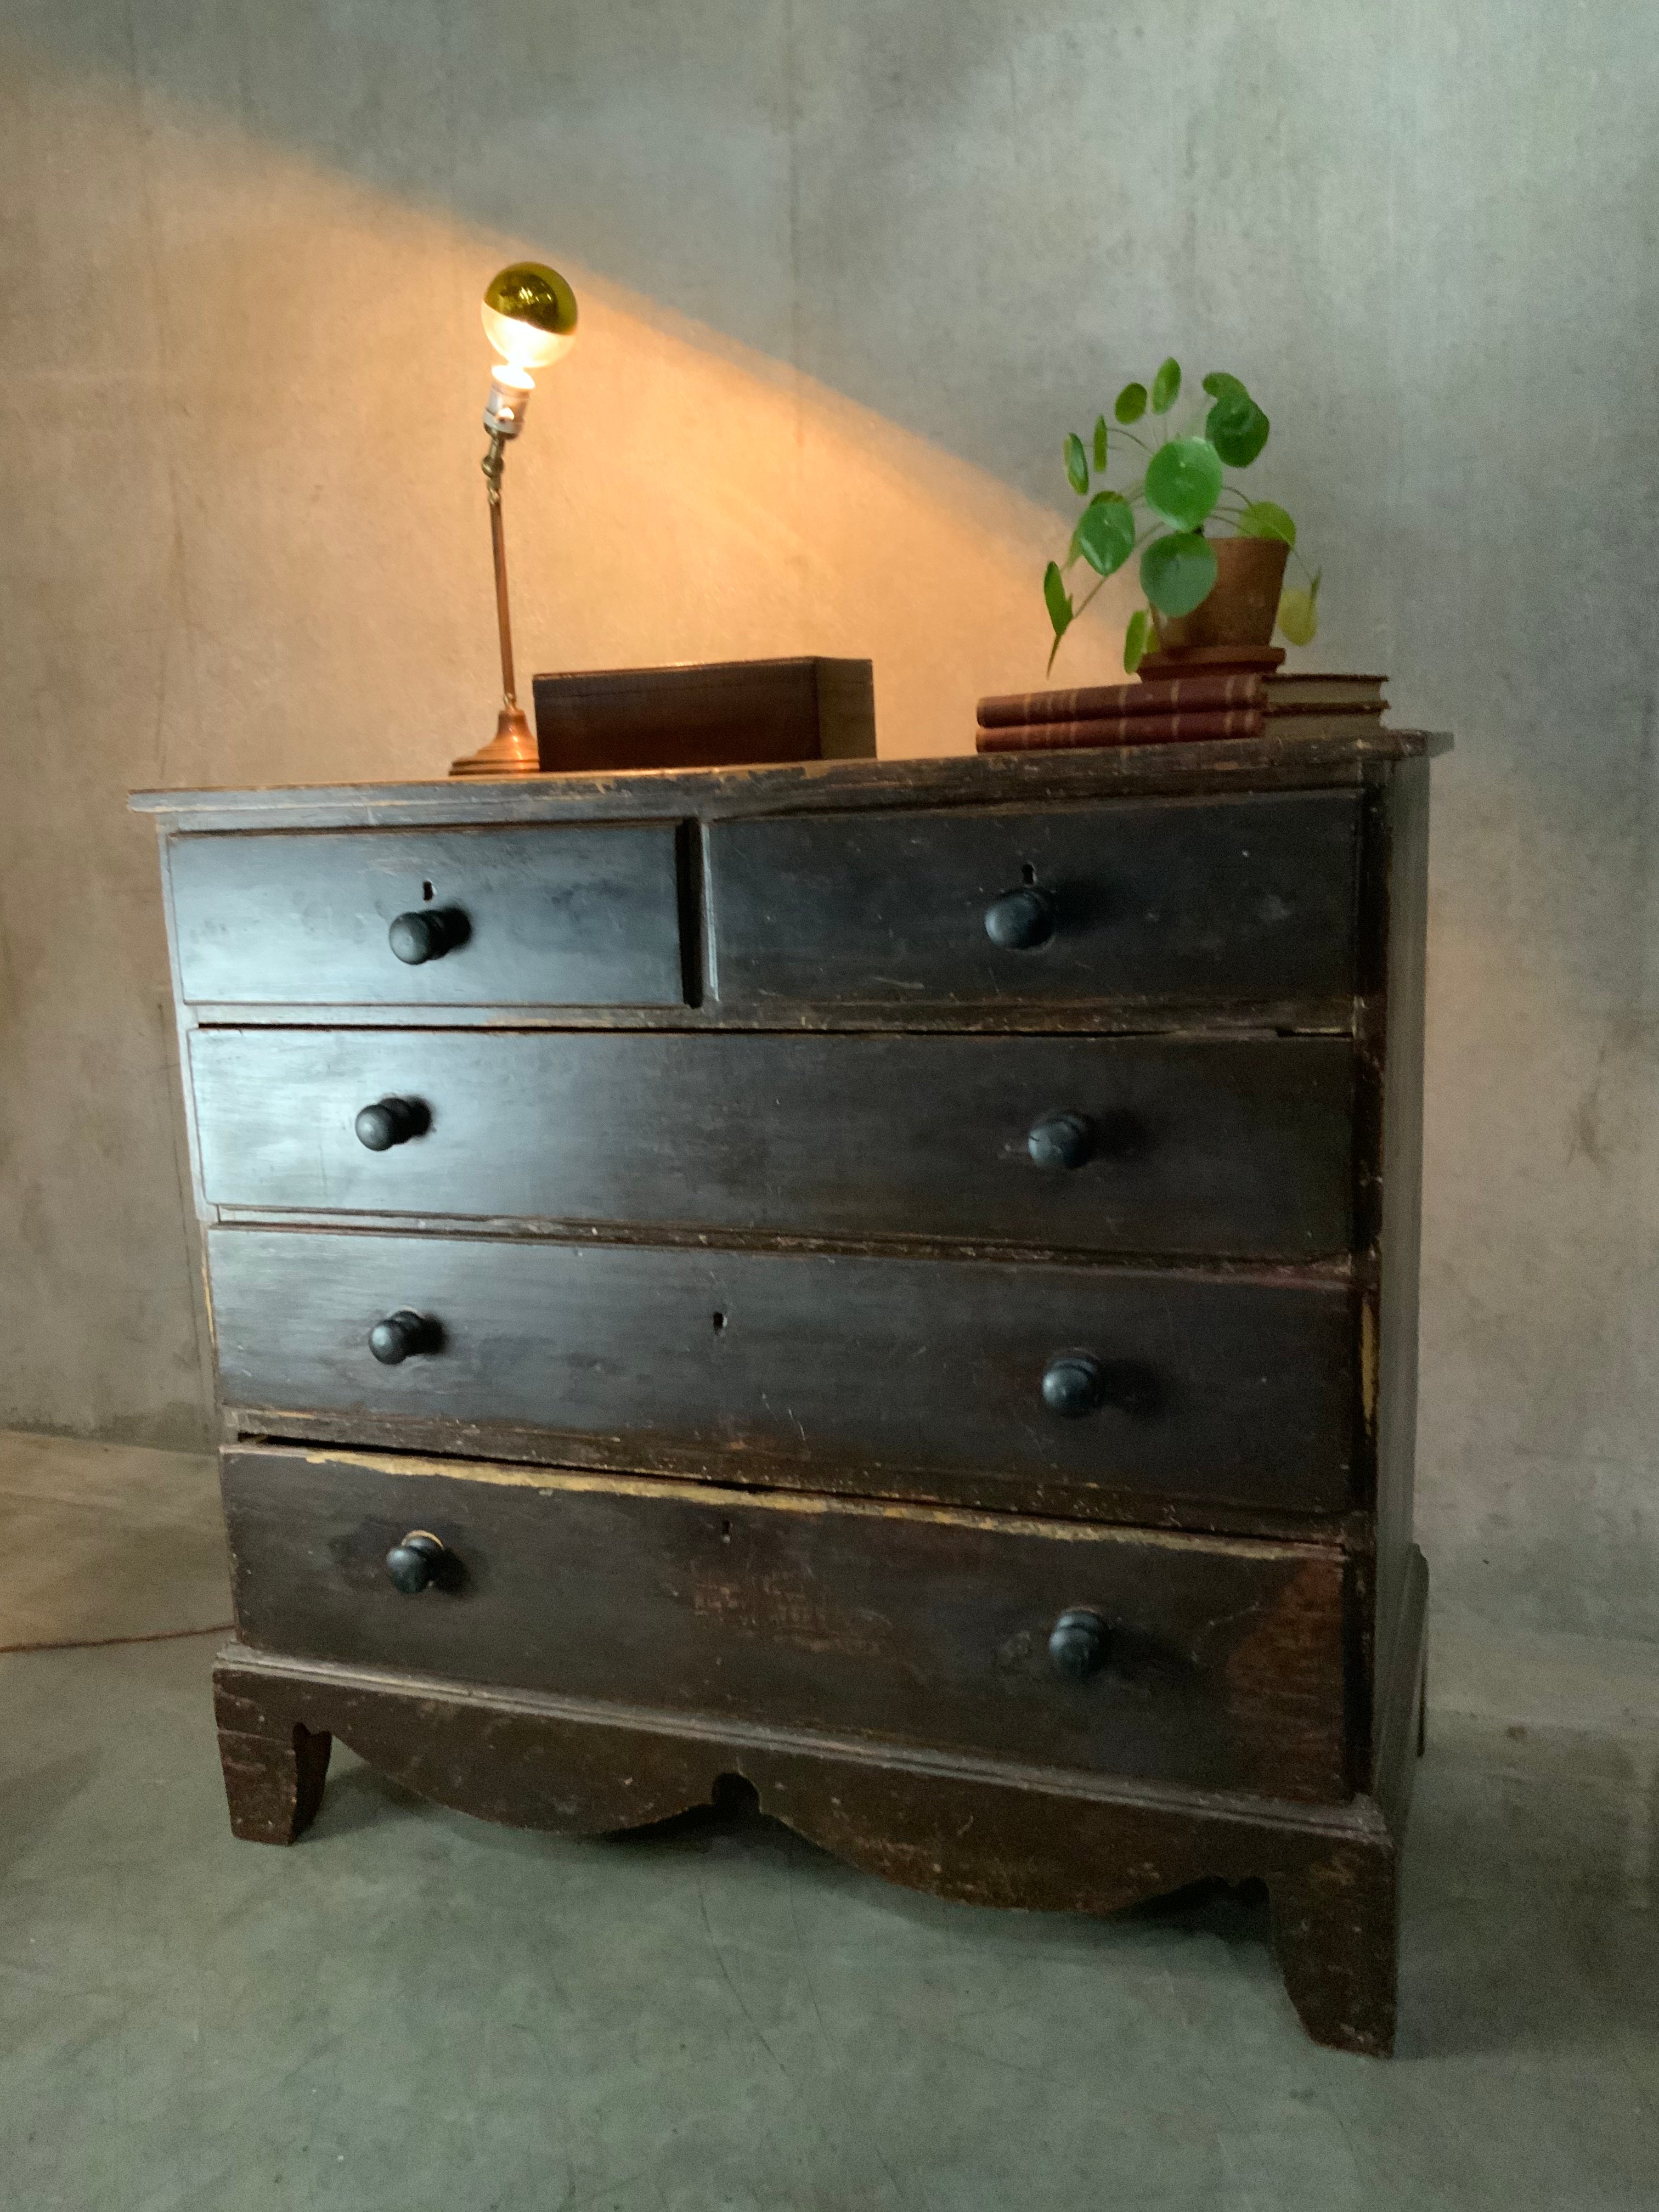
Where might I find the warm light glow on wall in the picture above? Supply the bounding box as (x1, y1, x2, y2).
(5, 73, 1136, 789)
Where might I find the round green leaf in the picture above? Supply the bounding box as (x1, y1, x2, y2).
(1063, 432, 1089, 495)
(1073, 493, 1136, 578)
(1277, 586, 1319, 646)
(1044, 560, 1074, 637)
(1144, 438, 1224, 531)
(1114, 381, 1147, 425)
(1141, 532, 1218, 617)
(1201, 371, 1250, 402)
(1237, 499, 1296, 548)
(1206, 393, 1270, 467)
(1150, 357, 1182, 414)
(1124, 608, 1152, 674)
(1092, 415, 1109, 470)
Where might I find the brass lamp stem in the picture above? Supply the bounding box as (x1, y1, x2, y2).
(452, 425, 539, 776)
(484, 430, 518, 710)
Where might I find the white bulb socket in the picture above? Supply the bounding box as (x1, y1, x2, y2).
(484, 364, 535, 439)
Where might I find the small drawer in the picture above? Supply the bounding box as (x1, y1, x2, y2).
(707, 789, 1360, 1009)
(207, 1228, 1357, 1517)
(168, 824, 685, 1008)
(190, 1028, 1356, 1261)
(223, 1444, 1353, 1802)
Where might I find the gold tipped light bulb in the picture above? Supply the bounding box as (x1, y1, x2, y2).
(481, 262, 578, 433)
(482, 262, 579, 370)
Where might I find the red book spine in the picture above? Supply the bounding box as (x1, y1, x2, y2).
(977, 708, 1266, 752)
(977, 673, 1266, 729)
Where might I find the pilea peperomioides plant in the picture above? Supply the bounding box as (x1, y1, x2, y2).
(1043, 357, 1321, 674)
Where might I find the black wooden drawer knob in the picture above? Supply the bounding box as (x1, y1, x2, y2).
(1048, 1607, 1109, 1680)
(368, 1309, 441, 1365)
(385, 1531, 446, 1594)
(1041, 1353, 1105, 1418)
(388, 909, 466, 965)
(354, 1096, 427, 1152)
(1027, 1111, 1093, 1170)
(984, 886, 1057, 951)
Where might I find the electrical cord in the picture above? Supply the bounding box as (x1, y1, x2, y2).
(1, 1622, 232, 1657)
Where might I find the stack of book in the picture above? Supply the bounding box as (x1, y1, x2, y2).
(976, 647, 1386, 753)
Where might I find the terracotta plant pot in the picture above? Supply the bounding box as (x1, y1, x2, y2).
(1152, 534, 1289, 651)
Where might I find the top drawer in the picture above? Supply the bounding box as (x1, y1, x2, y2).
(708, 789, 1360, 1009)
(168, 825, 685, 1008)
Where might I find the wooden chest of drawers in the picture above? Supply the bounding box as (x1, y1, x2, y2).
(134, 730, 1444, 2055)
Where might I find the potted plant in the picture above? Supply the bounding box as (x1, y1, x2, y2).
(1042, 358, 1322, 674)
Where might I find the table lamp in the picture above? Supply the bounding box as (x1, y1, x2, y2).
(450, 261, 579, 777)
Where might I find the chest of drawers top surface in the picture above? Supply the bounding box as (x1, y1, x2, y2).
(129, 726, 1443, 836)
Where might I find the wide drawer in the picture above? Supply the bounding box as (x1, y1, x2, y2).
(168, 824, 685, 1007)
(706, 789, 1360, 1009)
(223, 1445, 1352, 1802)
(190, 1029, 1356, 1261)
(208, 1229, 1356, 1515)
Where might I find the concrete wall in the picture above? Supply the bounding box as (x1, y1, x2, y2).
(2, 3, 1655, 1635)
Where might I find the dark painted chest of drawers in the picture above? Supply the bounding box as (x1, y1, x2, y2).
(134, 729, 1444, 2055)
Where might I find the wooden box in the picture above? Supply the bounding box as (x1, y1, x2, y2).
(532, 656, 877, 772)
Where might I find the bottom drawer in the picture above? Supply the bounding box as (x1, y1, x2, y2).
(224, 1446, 1353, 1804)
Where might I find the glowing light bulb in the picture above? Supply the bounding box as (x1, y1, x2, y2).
(481, 262, 579, 372)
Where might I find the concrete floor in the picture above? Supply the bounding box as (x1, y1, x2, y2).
(3, 1434, 1657, 2211)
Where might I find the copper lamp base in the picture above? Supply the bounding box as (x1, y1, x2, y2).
(450, 704, 540, 778)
